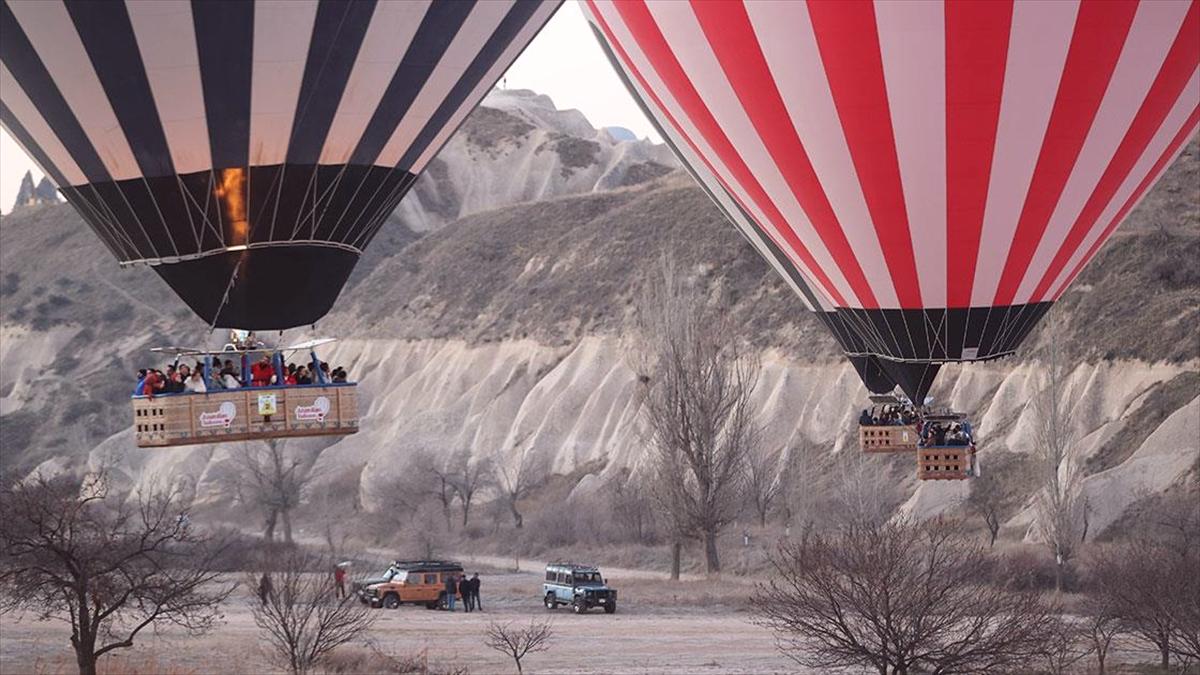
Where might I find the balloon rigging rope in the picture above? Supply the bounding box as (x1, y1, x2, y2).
(208, 250, 249, 334)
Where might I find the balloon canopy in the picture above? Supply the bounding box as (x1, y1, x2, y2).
(0, 0, 559, 330)
(583, 0, 1200, 402)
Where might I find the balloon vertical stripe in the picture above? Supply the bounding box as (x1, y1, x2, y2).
(806, 0, 923, 309)
(192, 0, 254, 171)
(945, 0, 1013, 309)
(1033, 1, 1200, 301)
(992, 0, 1138, 307)
(690, 0, 880, 310)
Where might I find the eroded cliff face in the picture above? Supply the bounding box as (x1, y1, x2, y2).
(1, 95, 1196, 538)
(71, 334, 1197, 539)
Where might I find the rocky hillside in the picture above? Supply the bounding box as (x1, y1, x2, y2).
(393, 88, 677, 234)
(0, 88, 1196, 542)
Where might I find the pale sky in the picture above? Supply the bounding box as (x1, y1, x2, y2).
(0, 2, 659, 215)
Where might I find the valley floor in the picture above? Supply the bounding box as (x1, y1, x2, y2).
(0, 570, 799, 675)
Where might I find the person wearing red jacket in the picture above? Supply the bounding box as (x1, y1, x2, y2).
(250, 355, 274, 387)
(142, 369, 162, 400)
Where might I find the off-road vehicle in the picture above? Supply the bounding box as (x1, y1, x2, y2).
(356, 560, 464, 609)
(543, 562, 617, 614)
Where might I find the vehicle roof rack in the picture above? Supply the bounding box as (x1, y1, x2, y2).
(391, 560, 463, 570)
(547, 561, 600, 571)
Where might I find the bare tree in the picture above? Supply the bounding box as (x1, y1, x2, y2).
(752, 518, 1059, 675)
(483, 619, 554, 675)
(607, 469, 655, 544)
(1078, 590, 1126, 675)
(0, 472, 233, 675)
(779, 440, 821, 535)
(745, 444, 783, 527)
(448, 450, 492, 528)
(966, 450, 1030, 547)
(414, 451, 457, 529)
(1091, 540, 1183, 670)
(1038, 616, 1092, 675)
(832, 449, 890, 527)
(236, 439, 317, 544)
(251, 549, 377, 674)
(494, 448, 547, 529)
(633, 255, 757, 575)
(1030, 335, 1088, 592)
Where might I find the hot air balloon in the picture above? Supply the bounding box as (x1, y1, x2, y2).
(0, 0, 561, 330)
(582, 0, 1200, 409)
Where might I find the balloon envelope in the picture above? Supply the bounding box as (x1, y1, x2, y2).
(1, 0, 560, 329)
(583, 0, 1199, 401)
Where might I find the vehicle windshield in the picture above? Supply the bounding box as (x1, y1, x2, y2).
(573, 572, 603, 584)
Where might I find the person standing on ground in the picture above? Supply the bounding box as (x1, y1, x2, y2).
(333, 564, 346, 599)
(443, 573, 457, 611)
(470, 572, 481, 611)
(458, 574, 472, 613)
(258, 573, 273, 606)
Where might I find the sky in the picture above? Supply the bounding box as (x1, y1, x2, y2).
(0, 2, 659, 215)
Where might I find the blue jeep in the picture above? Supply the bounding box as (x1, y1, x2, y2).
(543, 562, 617, 614)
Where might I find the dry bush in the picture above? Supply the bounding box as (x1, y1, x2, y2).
(1092, 488, 1200, 669)
(250, 549, 377, 675)
(318, 645, 468, 675)
(484, 619, 554, 675)
(752, 518, 1059, 674)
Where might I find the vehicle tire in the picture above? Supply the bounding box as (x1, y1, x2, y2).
(382, 593, 401, 610)
(604, 601, 616, 614)
(572, 599, 586, 614)
(436, 592, 447, 610)
(424, 601, 439, 610)
(544, 593, 558, 610)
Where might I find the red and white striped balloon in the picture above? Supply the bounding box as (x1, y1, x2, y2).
(583, 0, 1198, 395)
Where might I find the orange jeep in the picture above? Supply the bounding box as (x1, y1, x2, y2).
(357, 560, 464, 609)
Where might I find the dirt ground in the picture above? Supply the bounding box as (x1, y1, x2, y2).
(0, 569, 801, 675)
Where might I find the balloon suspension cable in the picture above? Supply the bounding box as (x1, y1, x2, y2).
(208, 251, 249, 335)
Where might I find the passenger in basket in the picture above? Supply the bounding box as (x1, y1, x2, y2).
(858, 409, 872, 426)
(184, 369, 207, 394)
(219, 370, 241, 389)
(250, 355, 274, 387)
(331, 367, 347, 383)
(294, 365, 313, 385)
(134, 369, 148, 396)
(284, 364, 297, 386)
(141, 369, 163, 399)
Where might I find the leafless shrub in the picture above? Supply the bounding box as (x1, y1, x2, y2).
(745, 444, 783, 527)
(1077, 589, 1127, 675)
(966, 450, 1034, 547)
(632, 255, 757, 575)
(1038, 616, 1092, 675)
(1088, 494, 1200, 671)
(778, 441, 821, 534)
(448, 450, 493, 528)
(495, 448, 547, 529)
(752, 518, 1059, 674)
(606, 469, 656, 544)
(250, 549, 377, 674)
(0, 471, 233, 675)
(319, 644, 468, 675)
(483, 618, 555, 675)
